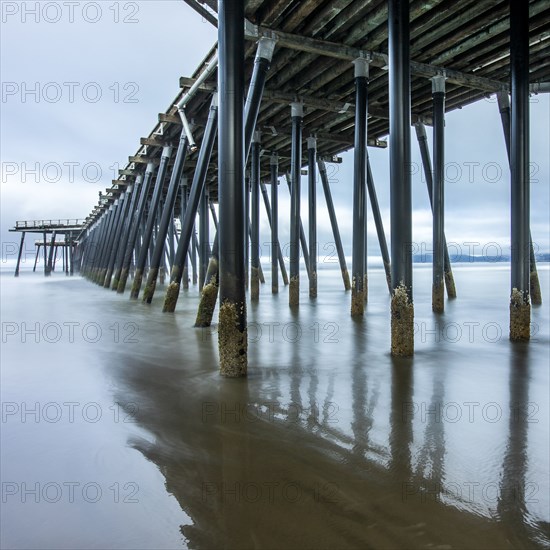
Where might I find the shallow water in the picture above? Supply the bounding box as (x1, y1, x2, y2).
(1, 264, 549, 549)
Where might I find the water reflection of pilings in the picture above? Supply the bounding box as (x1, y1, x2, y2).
(497, 344, 549, 547)
(390, 358, 414, 477)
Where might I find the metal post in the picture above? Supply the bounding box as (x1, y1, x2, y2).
(389, 0, 414, 355)
(180, 178, 190, 289)
(509, 0, 530, 341)
(195, 230, 219, 327)
(43, 231, 48, 275)
(289, 102, 303, 306)
(285, 172, 311, 280)
(142, 134, 189, 303)
(244, 37, 277, 153)
(366, 156, 392, 294)
(259, 181, 289, 286)
(191, 229, 198, 284)
(432, 74, 446, 313)
(46, 231, 56, 276)
(168, 216, 175, 266)
(317, 158, 351, 291)
(218, 0, 247, 376)
(162, 93, 218, 310)
(33, 243, 40, 272)
(209, 200, 218, 230)
(14, 232, 25, 277)
(251, 132, 261, 300)
(270, 154, 279, 293)
(244, 173, 250, 290)
(364, 187, 368, 303)
(64, 233, 69, 275)
(352, 57, 368, 315)
(307, 137, 317, 298)
(414, 123, 456, 298)
(128, 146, 172, 296)
(69, 232, 74, 276)
(497, 91, 541, 306)
(199, 186, 210, 291)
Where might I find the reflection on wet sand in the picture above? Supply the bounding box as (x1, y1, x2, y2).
(2, 267, 549, 549)
(111, 311, 548, 548)
(497, 345, 550, 548)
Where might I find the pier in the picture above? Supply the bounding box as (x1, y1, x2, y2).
(10, 0, 549, 367)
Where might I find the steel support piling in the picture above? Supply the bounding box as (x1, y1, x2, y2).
(366, 156, 392, 294)
(259, 181, 289, 286)
(307, 137, 317, 298)
(195, 230, 219, 327)
(217, 0, 247, 376)
(46, 231, 56, 276)
(285, 172, 310, 280)
(43, 231, 48, 275)
(352, 57, 369, 316)
(414, 123, 456, 299)
(389, 0, 414, 356)
(33, 244, 40, 272)
(432, 75, 446, 313)
(199, 187, 210, 291)
(496, 91, 541, 307)
(317, 158, 351, 291)
(14, 232, 25, 277)
(250, 132, 261, 301)
(289, 102, 303, 307)
(270, 154, 280, 293)
(509, 0, 531, 341)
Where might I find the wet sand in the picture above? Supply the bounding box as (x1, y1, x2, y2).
(1, 264, 549, 549)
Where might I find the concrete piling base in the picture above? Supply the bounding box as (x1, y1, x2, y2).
(130, 269, 143, 299)
(444, 270, 457, 299)
(219, 301, 247, 377)
(289, 276, 299, 307)
(117, 269, 130, 293)
(432, 282, 444, 313)
(163, 281, 180, 313)
(142, 267, 159, 304)
(351, 276, 364, 316)
(351, 293, 364, 316)
(342, 269, 351, 291)
(530, 270, 542, 306)
(363, 274, 368, 304)
(391, 285, 414, 356)
(509, 288, 531, 341)
(195, 275, 219, 327)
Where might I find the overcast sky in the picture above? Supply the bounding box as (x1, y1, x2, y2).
(1, 0, 548, 268)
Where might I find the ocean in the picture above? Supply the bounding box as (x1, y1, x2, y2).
(1, 263, 549, 549)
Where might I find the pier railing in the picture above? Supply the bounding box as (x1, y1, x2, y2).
(15, 219, 84, 229)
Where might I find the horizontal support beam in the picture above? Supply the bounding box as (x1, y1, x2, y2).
(245, 23, 509, 94)
(178, 76, 432, 124)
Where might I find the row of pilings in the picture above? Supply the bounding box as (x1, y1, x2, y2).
(75, 0, 540, 375)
